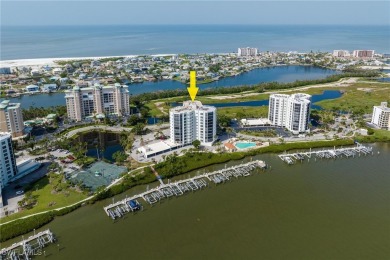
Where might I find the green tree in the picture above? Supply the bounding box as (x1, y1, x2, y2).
(132, 123, 145, 135)
(112, 151, 128, 164)
(192, 139, 201, 149)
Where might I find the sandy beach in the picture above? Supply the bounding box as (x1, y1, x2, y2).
(0, 54, 178, 68)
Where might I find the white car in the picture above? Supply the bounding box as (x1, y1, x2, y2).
(16, 190, 24, 195)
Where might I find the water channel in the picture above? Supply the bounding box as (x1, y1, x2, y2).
(4, 143, 389, 260)
(1, 66, 337, 109)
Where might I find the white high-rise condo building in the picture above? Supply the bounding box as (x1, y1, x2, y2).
(0, 100, 24, 138)
(65, 83, 130, 121)
(238, 47, 258, 57)
(0, 132, 18, 189)
(371, 102, 390, 130)
(170, 101, 217, 146)
(352, 50, 375, 58)
(268, 93, 311, 134)
(268, 94, 290, 127)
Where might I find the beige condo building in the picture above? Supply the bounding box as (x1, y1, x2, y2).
(65, 83, 130, 121)
(0, 100, 24, 138)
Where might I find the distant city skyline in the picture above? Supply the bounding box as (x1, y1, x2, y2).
(1, 1, 389, 26)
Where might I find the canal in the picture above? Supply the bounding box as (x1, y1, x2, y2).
(2, 66, 337, 109)
(5, 143, 389, 259)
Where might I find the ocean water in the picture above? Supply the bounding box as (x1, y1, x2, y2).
(1, 25, 389, 60)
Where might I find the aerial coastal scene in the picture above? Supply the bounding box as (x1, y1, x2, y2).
(0, 1, 389, 259)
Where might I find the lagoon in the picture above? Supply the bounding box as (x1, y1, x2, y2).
(2, 66, 337, 108)
(207, 90, 342, 109)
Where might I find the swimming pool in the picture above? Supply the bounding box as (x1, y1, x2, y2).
(235, 142, 256, 149)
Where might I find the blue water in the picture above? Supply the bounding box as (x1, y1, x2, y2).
(1, 66, 337, 108)
(208, 90, 342, 109)
(86, 144, 123, 162)
(1, 25, 389, 60)
(129, 65, 337, 95)
(235, 142, 256, 149)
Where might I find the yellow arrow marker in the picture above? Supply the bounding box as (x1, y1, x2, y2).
(187, 71, 199, 101)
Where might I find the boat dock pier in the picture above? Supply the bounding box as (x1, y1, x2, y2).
(279, 143, 373, 165)
(103, 160, 267, 219)
(0, 229, 55, 259)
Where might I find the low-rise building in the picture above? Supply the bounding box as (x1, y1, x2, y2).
(25, 84, 40, 93)
(42, 84, 57, 92)
(371, 102, 390, 130)
(0, 67, 11, 74)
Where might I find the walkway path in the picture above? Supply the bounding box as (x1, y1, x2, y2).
(64, 125, 132, 138)
(0, 164, 153, 226)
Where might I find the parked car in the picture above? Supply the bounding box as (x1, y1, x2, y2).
(16, 190, 24, 195)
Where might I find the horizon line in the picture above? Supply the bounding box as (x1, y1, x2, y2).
(2, 23, 389, 27)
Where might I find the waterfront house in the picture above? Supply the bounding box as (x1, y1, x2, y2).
(42, 84, 57, 92)
(25, 85, 40, 93)
(52, 68, 63, 75)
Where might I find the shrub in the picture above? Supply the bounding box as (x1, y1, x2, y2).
(0, 212, 55, 242)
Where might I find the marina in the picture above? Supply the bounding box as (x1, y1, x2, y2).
(0, 229, 55, 259)
(103, 160, 267, 219)
(279, 142, 373, 165)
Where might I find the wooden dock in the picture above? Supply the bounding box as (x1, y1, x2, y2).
(0, 229, 55, 259)
(103, 160, 267, 219)
(278, 142, 373, 165)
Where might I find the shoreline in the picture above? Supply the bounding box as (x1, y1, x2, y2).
(0, 53, 227, 68)
(3, 138, 390, 243)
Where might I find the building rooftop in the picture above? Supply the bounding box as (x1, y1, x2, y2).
(0, 132, 11, 140)
(67, 84, 128, 93)
(170, 100, 216, 113)
(289, 93, 311, 103)
(46, 114, 57, 119)
(241, 118, 272, 126)
(374, 102, 390, 111)
(0, 100, 20, 110)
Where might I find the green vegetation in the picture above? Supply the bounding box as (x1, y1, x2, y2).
(130, 71, 379, 103)
(112, 151, 128, 164)
(355, 129, 390, 143)
(22, 106, 66, 121)
(315, 82, 390, 114)
(192, 140, 201, 149)
(240, 129, 278, 137)
(0, 212, 55, 242)
(217, 106, 268, 119)
(2, 175, 87, 222)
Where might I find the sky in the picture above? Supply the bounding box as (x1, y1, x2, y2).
(1, 1, 389, 26)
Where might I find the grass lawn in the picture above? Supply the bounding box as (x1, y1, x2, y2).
(356, 129, 390, 142)
(144, 80, 390, 118)
(217, 106, 268, 119)
(315, 82, 390, 113)
(1, 176, 87, 222)
(145, 102, 168, 118)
